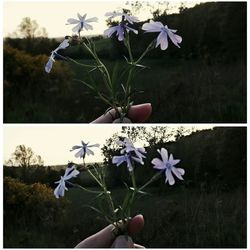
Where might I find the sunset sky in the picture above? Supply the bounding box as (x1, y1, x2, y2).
(3, 1, 201, 38)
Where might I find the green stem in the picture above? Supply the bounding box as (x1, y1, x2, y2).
(67, 57, 98, 68)
(87, 168, 103, 187)
(68, 182, 100, 194)
(135, 41, 155, 65)
(83, 42, 112, 89)
(87, 166, 116, 220)
(125, 33, 134, 63)
(127, 165, 138, 216)
(82, 41, 120, 113)
(139, 171, 162, 191)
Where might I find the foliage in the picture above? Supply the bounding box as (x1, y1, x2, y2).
(3, 2, 246, 123)
(4, 177, 69, 247)
(4, 165, 60, 187)
(4, 37, 58, 56)
(116, 2, 246, 63)
(102, 127, 246, 189)
(16, 17, 48, 38)
(4, 185, 246, 247)
(5, 144, 44, 167)
(3, 45, 76, 122)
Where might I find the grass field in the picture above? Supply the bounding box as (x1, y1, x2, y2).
(70, 57, 246, 123)
(5, 185, 246, 248)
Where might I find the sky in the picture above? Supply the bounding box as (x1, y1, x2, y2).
(3, 1, 201, 38)
(3, 125, 213, 166)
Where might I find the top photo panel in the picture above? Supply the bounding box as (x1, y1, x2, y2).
(3, 1, 246, 123)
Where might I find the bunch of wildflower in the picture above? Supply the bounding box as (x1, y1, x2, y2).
(45, 10, 182, 122)
(54, 137, 185, 235)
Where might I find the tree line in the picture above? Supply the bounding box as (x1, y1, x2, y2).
(4, 2, 246, 62)
(4, 127, 246, 192)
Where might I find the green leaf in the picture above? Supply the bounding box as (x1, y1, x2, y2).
(74, 79, 95, 91)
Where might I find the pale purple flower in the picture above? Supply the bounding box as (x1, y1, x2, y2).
(112, 153, 143, 172)
(66, 13, 98, 33)
(45, 38, 69, 73)
(151, 148, 184, 185)
(112, 137, 146, 171)
(54, 165, 80, 198)
(70, 140, 100, 159)
(142, 20, 182, 50)
(105, 11, 139, 24)
(117, 138, 146, 161)
(104, 24, 138, 41)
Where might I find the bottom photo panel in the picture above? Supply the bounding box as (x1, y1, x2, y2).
(3, 125, 246, 248)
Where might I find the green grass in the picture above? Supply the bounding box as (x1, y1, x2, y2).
(64, 187, 246, 248)
(70, 58, 246, 123)
(6, 186, 245, 248)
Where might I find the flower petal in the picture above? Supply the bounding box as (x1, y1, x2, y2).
(85, 17, 98, 22)
(64, 166, 74, 177)
(54, 180, 67, 198)
(132, 156, 144, 165)
(125, 14, 139, 24)
(177, 168, 185, 175)
(160, 148, 169, 163)
(167, 30, 182, 48)
(156, 31, 169, 50)
(88, 144, 100, 148)
(169, 153, 180, 165)
(67, 18, 80, 24)
(142, 20, 163, 32)
(125, 25, 138, 35)
(64, 168, 80, 180)
(83, 22, 93, 30)
(166, 168, 175, 185)
(71, 145, 82, 151)
(117, 26, 124, 41)
(75, 148, 84, 158)
(77, 13, 84, 21)
(171, 166, 184, 180)
(112, 155, 126, 166)
(72, 23, 81, 33)
(104, 26, 117, 37)
(126, 157, 133, 171)
(152, 158, 165, 169)
(45, 57, 54, 73)
(57, 39, 69, 50)
(86, 148, 94, 156)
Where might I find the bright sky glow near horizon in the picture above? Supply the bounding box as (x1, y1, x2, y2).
(3, 125, 213, 166)
(3, 1, 201, 38)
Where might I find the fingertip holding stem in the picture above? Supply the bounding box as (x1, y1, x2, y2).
(128, 214, 145, 236)
(128, 103, 152, 123)
(91, 103, 152, 123)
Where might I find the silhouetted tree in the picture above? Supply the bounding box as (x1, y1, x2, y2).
(5, 145, 44, 167)
(18, 17, 48, 38)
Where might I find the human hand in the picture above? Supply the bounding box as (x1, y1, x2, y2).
(91, 103, 152, 123)
(75, 214, 145, 248)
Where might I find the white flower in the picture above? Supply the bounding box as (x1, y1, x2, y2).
(151, 148, 184, 185)
(67, 13, 98, 33)
(142, 20, 182, 50)
(45, 38, 69, 73)
(54, 165, 80, 198)
(104, 24, 138, 41)
(70, 140, 100, 159)
(105, 11, 139, 24)
(112, 154, 143, 172)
